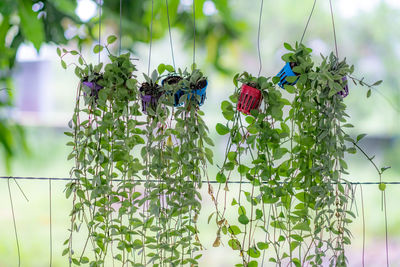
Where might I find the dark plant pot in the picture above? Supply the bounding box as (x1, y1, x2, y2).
(163, 77, 207, 107)
(338, 76, 349, 97)
(82, 81, 103, 99)
(191, 80, 208, 106)
(277, 62, 299, 88)
(140, 94, 161, 114)
(237, 84, 262, 115)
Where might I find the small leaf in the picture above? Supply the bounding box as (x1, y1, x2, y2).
(238, 214, 249, 225)
(157, 63, 166, 75)
(284, 42, 294, 51)
(93, 44, 103, 54)
(57, 47, 61, 56)
(372, 80, 383, 86)
(61, 60, 67, 69)
(228, 225, 241, 235)
(216, 172, 226, 183)
(216, 123, 229, 135)
(107, 35, 117, 44)
(367, 89, 371, 98)
(357, 134, 367, 142)
(381, 166, 391, 173)
(257, 242, 269, 250)
(379, 183, 386, 191)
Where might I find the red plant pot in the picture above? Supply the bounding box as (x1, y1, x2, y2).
(237, 84, 262, 115)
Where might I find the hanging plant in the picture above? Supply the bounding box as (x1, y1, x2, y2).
(235, 72, 264, 114)
(213, 42, 387, 267)
(60, 36, 155, 266)
(137, 64, 213, 266)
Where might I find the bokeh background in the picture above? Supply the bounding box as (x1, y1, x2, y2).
(0, 0, 399, 266)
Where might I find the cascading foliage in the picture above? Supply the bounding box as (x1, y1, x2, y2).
(212, 43, 386, 267)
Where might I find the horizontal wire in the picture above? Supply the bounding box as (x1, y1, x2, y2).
(1, 176, 399, 185)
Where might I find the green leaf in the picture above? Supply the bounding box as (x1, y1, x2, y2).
(284, 42, 294, 51)
(216, 123, 229, 135)
(347, 147, 357, 154)
(372, 80, 383, 86)
(228, 239, 241, 250)
(216, 172, 226, 183)
(228, 225, 241, 235)
(57, 47, 61, 57)
(367, 89, 371, 98)
(17, 0, 45, 51)
(357, 134, 367, 142)
(247, 247, 261, 258)
(257, 242, 269, 250)
(248, 261, 258, 267)
(238, 214, 249, 225)
(293, 221, 310, 231)
(379, 183, 386, 191)
(61, 60, 67, 70)
(157, 63, 166, 75)
(107, 35, 117, 44)
(165, 64, 175, 72)
(93, 44, 103, 54)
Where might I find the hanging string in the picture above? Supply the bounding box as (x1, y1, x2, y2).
(192, 0, 196, 66)
(148, 0, 154, 76)
(119, 0, 122, 55)
(300, 0, 317, 44)
(328, 0, 339, 59)
(49, 179, 53, 267)
(383, 191, 389, 267)
(257, 0, 264, 77)
(8, 179, 21, 267)
(98, 0, 102, 64)
(165, 0, 176, 70)
(360, 184, 365, 267)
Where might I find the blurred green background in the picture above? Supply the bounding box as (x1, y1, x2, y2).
(0, 0, 399, 266)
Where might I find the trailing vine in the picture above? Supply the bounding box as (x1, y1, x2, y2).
(213, 43, 387, 267)
(61, 36, 150, 266)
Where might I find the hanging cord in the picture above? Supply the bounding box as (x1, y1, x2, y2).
(360, 185, 366, 267)
(166, 0, 176, 70)
(192, 0, 196, 66)
(148, 0, 154, 76)
(257, 0, 264, 77)
(8, 179, 21, 267)
(300, 0, 317, 44)
(383, 191, 389, 267)
(119, 0, 122, 55)
(328, 0, 339, 59)
(49, 179, 53, 267)
(98, 0, 102, 64)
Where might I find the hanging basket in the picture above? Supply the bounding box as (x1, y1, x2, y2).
(140, 94, 161, 114)
(191, 80, 208, 106)
(140, 82, 162, 114)
(277, 62, 299, 88)
(237, 84, 262, 115)
(338, 76, 349, 98)
(166, 78, 208, 107)
(82, 81, 103, 99)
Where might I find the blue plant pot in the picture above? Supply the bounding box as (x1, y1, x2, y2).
(277, 62, 299, 88)
(173, 80, 208, 107)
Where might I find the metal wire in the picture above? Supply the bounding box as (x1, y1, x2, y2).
(192, 0, 196, 66)
(166, 0, 176, 70)
(147, 0, 154, 76)
(329, 0, 339, 58)
(257, 0, 264, 77)
(119, 0, 122, 55)
(300, 0, 317, 44)
(1, 176, 399, 185)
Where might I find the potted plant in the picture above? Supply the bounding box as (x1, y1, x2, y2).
(234, 72, 269, 115)
(60, 36, 152, 266)
(212, 42, 387, 267)
(275, 42, 313, 89)
(171, 66, 208, 107)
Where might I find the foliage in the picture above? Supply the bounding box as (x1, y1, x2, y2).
(212, 42, 386, 267)
(61, 33, 213, 265)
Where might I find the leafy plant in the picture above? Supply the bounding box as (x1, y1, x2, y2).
(61, 36, 152, 266)
(212, 42, 386, 267)
(139, 64, 213, 265)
